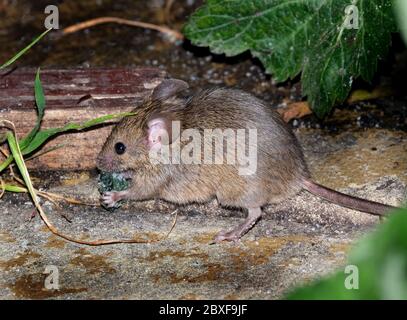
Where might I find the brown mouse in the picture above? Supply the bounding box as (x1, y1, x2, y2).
(96, 79, 397, 243)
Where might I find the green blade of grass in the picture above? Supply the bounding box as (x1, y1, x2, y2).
(24, 144, 65, 161)
(19, 68, 46, 150)
(0, 156, 14, 173)
(21, 112, 135, 155)
(2, 184, 27, 193)
(0, 144, 64, 173)
(0, 111, 135, 173)
(5, 128, 60, 240)
(6, 131, 39, 209)
(0, 29, 52, 69)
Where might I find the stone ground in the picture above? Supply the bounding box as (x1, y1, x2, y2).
(1, 0, 407, 301)
(1, 127, 406, 299)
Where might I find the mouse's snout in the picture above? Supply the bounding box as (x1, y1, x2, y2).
(96, 153, 114, 172)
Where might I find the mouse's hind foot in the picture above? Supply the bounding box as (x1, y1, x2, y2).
(212, 207, 263, 243)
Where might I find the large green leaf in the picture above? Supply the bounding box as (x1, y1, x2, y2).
(394, 0, 407, 44)
(184, 0, 397, 117)
(287, 207, 407, 299)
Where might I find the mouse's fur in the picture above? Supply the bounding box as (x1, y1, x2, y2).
(97, 79, 396, 242)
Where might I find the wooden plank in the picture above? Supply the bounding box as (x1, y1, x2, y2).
(0, 68, 166, 170)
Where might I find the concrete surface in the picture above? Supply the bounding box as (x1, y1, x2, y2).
(0, 127, 406, 299)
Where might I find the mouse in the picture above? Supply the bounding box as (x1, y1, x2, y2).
(96, 78, 398, 243)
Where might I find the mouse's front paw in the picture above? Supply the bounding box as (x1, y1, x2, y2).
(101, 191, 124, 208)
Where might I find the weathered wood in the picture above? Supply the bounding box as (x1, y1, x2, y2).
(0, 68, 166, 170)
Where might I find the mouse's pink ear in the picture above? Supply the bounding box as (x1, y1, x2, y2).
(146, 116, 172, 150)
(151, 79, 189, 100)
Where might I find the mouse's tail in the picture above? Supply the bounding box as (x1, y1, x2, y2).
(301, 178, 397, 216)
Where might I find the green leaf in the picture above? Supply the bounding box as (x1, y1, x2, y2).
(184, 0, 397, 117)
(0, 29, 52, 69)
(286, 207, 407, 299)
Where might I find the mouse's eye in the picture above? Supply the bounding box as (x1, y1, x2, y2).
(114, 142, 126, 155)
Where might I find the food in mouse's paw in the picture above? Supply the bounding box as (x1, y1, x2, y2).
(98, 172, 129, 210)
